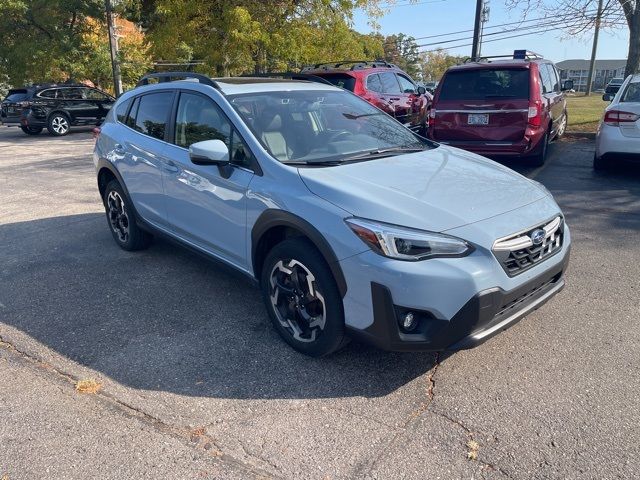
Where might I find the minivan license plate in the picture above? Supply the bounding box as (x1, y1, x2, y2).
(468, 113, 489, 125)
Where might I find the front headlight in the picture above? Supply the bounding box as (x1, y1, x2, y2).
(345, 218, 473, 261)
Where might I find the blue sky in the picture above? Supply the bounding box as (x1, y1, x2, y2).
(352, 0, 629, 63)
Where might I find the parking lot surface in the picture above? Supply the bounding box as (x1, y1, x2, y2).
(1, 126, 639, 479)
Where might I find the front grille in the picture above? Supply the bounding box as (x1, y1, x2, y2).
(492, 216, 564, 277)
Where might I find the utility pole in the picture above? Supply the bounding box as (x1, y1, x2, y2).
(105, 0, 123, 97)
(478, 1, 490, 59)
(471, 0, 484, 60)
(585, 0, 604, 96)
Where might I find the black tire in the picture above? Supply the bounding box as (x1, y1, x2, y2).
(47, 113, 71, 136)
(529, 131, 549, 167)
(20, 125, 43, 135)
(260, 237, 348, 357)
(103, 180, 152, 251)
(593, 154, 606, 171)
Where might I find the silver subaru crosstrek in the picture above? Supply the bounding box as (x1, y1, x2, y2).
(94, 72, 570, 357)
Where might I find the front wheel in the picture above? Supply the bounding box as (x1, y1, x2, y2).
(261, 238, 348, 357)
(47, 113, 70, 136)
(20, 125, 43, 135)
(103, 180, 152, 251)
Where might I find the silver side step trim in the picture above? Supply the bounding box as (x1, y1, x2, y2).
(471, 279, 565, 341)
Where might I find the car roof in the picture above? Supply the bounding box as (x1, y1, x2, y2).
(446, 60, 539, 72)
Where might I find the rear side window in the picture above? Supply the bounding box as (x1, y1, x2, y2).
(317, 74, 356, 92)
(366, 74, 382, 92)
(130, 92, 173, 140)
(379, 72, 401, 94)
(4, 89, 29, 102)
(38, 89, 58, 99)
(539, 65, 555, 94)
(115, 98, 132, 123)
(621, 82, 640, 103)
(439, 69, 530, 100)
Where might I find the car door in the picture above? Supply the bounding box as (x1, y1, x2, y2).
(362, 73, 394, 117)
(84, 88, 115, 123)
(395, 73, 424, 127)
(161, 91, 255, 267)
(539, 64, 562, 135)
(58, 87, 98, 121)
(116, 91, 174, 226)
(378, 72, 403, 121)
(548, 65, 566, 132)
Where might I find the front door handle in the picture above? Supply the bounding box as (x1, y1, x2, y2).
(163, 160, 179, 174)
(113, 143, 126, 155)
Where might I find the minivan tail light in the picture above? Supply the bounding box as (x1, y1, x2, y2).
(92, 127, 101, 140)
(528, 101, 542, 127)
(603, 110, 640, 126)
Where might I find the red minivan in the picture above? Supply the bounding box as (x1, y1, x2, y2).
(304, 60, 432, 135)
(428, 51, 573, 165)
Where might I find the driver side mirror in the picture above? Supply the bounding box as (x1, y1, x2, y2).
(189, 139, 229, 166)
(417, 86, 426, 95)
(602, 93, 614, 102)
(561, 80, 574, 91)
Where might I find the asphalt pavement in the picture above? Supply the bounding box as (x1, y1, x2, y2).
(1, 126, 639, 479)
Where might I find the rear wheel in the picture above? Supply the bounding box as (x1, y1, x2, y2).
(20, 125, 43, 135)
(47, 113, 70, 136)
(261, 238, 348, 357)
(103, 180, 152, 251)
(556, 111, 568, 139)
(529, 131, 549, 167)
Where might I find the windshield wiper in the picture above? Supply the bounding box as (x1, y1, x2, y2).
(342, 146, 427, 162)
(342, 112, 384, 120)
(283, 160, 344, 166)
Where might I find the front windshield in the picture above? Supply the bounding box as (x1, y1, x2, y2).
(228, 90, 429, 165)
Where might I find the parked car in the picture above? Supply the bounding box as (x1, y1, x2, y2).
(0, 83, 115, 136)
(302, 60, 432, 135)
(94, 72, 570, 357)
(428, 50, 573, 166)
(595, 74, 640, 170)
(423, 81, 438, 93)
(603, 77, 625, 100)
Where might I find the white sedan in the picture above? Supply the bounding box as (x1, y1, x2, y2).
(595, 74, 640, 170)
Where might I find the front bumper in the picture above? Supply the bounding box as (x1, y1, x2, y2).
(349, 251, 568, 351)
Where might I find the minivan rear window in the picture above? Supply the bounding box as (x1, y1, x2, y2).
(317, 74, 356, 92)
(4, 89, 29, 102)
(439, 69, 530, 101)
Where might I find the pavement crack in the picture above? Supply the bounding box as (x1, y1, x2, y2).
(237, 439, 282, 474)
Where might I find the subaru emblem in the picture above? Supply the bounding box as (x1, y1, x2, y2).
(530, 229, 545, 246)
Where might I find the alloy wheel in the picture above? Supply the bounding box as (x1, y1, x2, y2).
(107, 191, 130, 243)
(269, 259, 326, 343)
(51, 116, 69, 135)
(557, 114, 567, 138)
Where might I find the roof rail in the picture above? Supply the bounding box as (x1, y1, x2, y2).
(462, 50, 544, 64)
(136, 72, 220, 89)
(302, 60, 397, 71)
(240, 72, 335, 86)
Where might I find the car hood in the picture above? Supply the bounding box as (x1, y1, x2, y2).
(298, 145, 548, 232)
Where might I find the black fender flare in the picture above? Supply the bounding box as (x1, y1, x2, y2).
(95, 159, 144, 218)
(251, 209, 348, 297)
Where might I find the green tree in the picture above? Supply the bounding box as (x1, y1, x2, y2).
(418, 49, 465, 82)
(383, 33, 419, 77)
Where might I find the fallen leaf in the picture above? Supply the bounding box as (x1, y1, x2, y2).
(75, 379, 102, 394)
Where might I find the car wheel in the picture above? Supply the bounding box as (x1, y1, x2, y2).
(593, 154, 606, 171)
(556, 111, 567, 139)
(261, 238, 348, 357)
(529, 131, 549, 167)
(20, 125, 43, 135)
(47, 113, 71, 136)
(103, 180, 152, 251)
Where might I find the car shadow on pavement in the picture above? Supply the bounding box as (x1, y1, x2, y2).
(0, 213, 442, 400)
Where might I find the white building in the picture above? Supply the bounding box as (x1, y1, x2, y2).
(556, 59, 626, 91)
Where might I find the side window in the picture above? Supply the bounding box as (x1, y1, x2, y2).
(85, 89, 111, 101)
(39, 89, 57, 99)
(539, 65, 554, 94)
(126, 97, 140, 129)
(549, 65, 561, 92)
(63, 88, 84, 100)
(379, 72, 401, 94)
(397, 74, 416, 94)
(133, 92, 173, 140)
(366, 74, 382, 93)
(115, 98, 132, 124)
(174, 92, 253, 168)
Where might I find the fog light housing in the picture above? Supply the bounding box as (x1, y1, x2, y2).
(401, 311, 419, 332)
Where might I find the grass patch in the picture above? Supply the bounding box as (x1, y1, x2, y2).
(566, 94, 608, 132)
